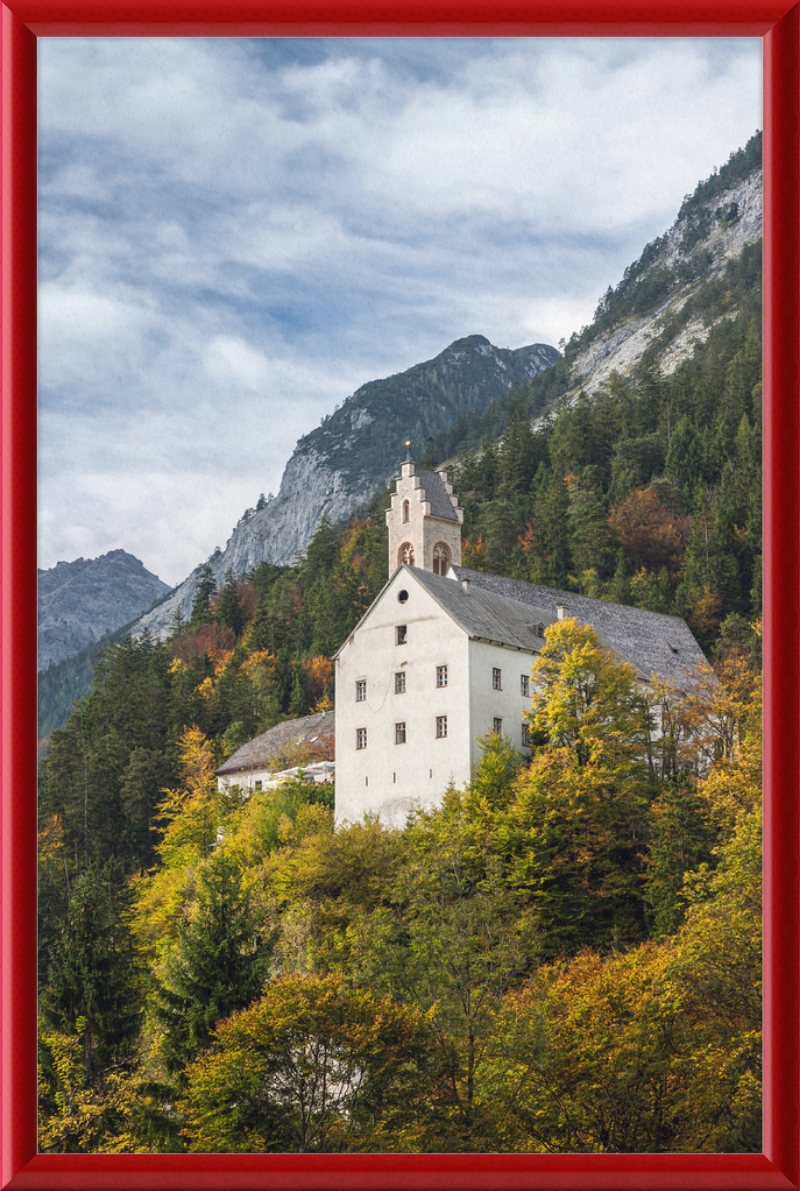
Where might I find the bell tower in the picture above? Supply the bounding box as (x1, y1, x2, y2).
(386, 445, 464, 577)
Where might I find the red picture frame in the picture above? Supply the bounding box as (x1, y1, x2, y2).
(2, 2, 797, 1187)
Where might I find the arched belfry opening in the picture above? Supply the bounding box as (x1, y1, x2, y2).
(386, 453, 464, 577)
(432, 543, 451, 575)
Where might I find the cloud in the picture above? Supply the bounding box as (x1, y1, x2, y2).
(37, 36, 762, 585)
(203, 336, 272, 391)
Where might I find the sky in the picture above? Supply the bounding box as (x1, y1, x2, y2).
(38, 37, 762, 588)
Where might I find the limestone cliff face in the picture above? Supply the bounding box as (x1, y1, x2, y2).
(133, 144, 764, 641)
(565, 169, 762, 397)
(38, 550, 170, 670)
(133, 335, 559, 637)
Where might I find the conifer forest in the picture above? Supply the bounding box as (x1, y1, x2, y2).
(38, 233, 763, 1153)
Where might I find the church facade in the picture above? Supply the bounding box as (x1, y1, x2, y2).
(334, 459, 706, 828)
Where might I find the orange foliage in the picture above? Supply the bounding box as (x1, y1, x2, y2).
(239, 650, 276, 680)
(608, 488, 689, 576)
(517, 523, 534, 556)
(211, 649, 234, 678)
(462, 534, 486, 569)
(303, 655, 334, 704)
(171, 623, 236, 664)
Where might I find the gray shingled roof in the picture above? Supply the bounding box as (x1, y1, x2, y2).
(411, 568, 554, 652)
(450, 566, 706, 686)
(215, 710, 335, 777)
(415, 467, 459, 522)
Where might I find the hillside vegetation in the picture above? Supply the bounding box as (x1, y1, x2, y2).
(38, 137, 763, 1153)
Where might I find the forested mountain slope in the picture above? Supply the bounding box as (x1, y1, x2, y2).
(37, 134, 764, 1156)
(131, 335, 557, 640)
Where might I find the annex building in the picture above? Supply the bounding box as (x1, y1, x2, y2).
(333, 456, 706, 828)
(215, 709, 335, 795)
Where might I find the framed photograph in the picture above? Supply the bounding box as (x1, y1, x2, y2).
(2, 0, 798, 1187)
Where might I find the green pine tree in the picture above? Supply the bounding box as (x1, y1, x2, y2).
(153, 851, 274, 1077)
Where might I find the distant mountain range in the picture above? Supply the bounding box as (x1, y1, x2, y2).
(38, 549, 170, 671)
(132, 335, 558, 638)
(39, 132, 764, 739)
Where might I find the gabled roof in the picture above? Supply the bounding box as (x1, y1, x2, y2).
(215, 710, 335, 777)
(411, 567, 554, 652)
(415, 467, 460, 522)
(450, 566, 706, 686)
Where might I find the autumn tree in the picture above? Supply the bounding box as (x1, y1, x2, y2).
(607, 486, 688, 579)
(358, 793, 540, 1150)
(661, 807, 762, 1151)
(480, 620, 659, 954)
(268, 814, 403, 975)
(487, 943, 684, 1153)
(178, 974, 438, 1153)
(526, 617, 654, 772)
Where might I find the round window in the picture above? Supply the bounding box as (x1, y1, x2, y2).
(398, 589, 409, 604)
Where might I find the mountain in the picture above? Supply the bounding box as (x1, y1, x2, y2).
(561, 134, 762, 397)
(133, 335, 558, 637)
(422, 133, 763, 469)
(130, 135, 764, 650)
(38, 549, 172, 671)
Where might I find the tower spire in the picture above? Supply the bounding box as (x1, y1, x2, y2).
(385, 455, 464, 576)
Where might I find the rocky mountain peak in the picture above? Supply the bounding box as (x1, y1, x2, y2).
(563, 134, 762, 399)
(134, 133, 763, 645)
(132, 334, 559, 639)
(38, 550, 171, 671)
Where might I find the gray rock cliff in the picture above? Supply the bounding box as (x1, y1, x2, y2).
(38, 549, 171, 670)
(133, 335, 559, 638)
(564, 169, 762, 398)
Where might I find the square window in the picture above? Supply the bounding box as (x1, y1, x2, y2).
(493, 717, 503, 735)
(436, 715, 448, 738)
(520, 674, 530, 697)
(395, 722, 406, 744)
(356, 727, 367, 750)
(356, 679, 367, 702)
(492, 667, 502, 690)
(254, 780, 262, 791)
(436, 664, 448, 688)
(396, 625, 407, 645)
(395, 671, 406, 694)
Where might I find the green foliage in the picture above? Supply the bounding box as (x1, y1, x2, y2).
(37, 140, 763, 1152)
(40, 862, 140, 1088)
(189, 565, 216, 630)
(644, 777, 717, 938)
(152, 850, 274, 1077)
(178, 974, 439, 1153)
(38, 632, 178, 879)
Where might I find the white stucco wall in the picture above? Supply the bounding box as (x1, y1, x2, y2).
(217, 766, 273, 795)
(467, 639, 535, 770)
(335, 568, 537, 828)
(335, 568, 473, 827)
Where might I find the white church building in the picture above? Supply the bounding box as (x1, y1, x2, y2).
(333, 456, 706, 828)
